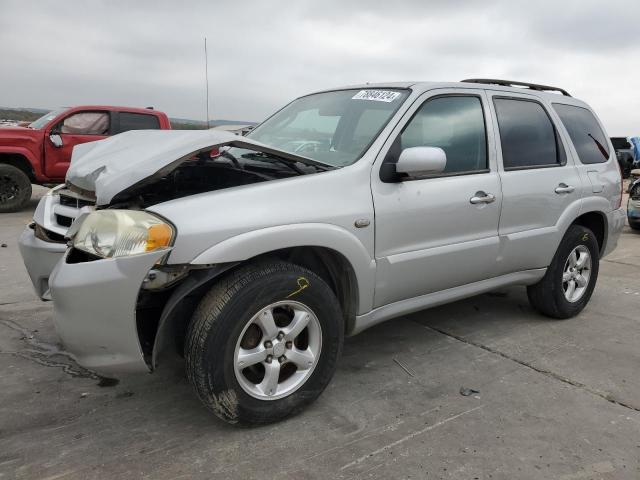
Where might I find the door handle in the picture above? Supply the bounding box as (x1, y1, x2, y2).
(469, 191, 496, 204)
(555, 183, 575, 194)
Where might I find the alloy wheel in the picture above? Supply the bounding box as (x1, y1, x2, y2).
(562, 245, 592, 303)
(233, 300, 322, 400)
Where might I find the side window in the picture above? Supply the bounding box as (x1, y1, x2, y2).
(118, 113, 161, 133)
(399, 96, 488, 174)
(553, 104, 610, 164)
(494, 98, 562, 169)
(59, 112, 109, 135)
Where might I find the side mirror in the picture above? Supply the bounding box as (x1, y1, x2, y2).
(49, 134, 63, 148)
(396, 146, 446, 177)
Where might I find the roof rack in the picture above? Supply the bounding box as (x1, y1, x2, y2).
(461, 78, 571, 97)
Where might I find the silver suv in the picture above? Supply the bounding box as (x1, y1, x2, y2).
(19, 79, 625, 425)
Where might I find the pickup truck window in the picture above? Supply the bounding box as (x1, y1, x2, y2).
(117, 112, 161, 133)
(246, 88, 409, 167)
(494, 98, 561, 169)
(60, 112, 109, 135)
(400, 95, 488, 174)
(553, 103, 610, 164)
(28, 108, 66, 130)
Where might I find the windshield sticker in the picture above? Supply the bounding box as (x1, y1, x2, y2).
(352, 90, 401, 102)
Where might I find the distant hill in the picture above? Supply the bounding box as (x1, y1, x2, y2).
(0, 107, 47, 122)
(0, 106, 257, 130)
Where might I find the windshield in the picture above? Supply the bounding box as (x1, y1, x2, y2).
(29, 108, 66, 129)
(241, 88, 409, 167)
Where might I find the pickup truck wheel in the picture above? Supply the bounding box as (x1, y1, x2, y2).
(185, 261, 343, 425)
(527, 225, 599, 319)
(0, 164, 32, 213)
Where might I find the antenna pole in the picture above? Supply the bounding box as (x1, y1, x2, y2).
(204, 37, 210, 128)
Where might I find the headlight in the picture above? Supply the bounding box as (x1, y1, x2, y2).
(72, 210, 174, 258)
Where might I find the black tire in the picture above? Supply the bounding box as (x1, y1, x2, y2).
(185, 261, 343, 425)
(629, 221, 640, 231)
(0, 164, 32, 213)
(527, 225, 599, 319)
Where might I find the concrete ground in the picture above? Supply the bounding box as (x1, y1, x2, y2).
(0, 186, 639, 480)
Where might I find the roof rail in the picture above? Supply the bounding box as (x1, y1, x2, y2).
(461, 78, 571, 97)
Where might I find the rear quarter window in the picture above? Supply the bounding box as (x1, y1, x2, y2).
(553, 104, 610, 164)
(117, 112, 161, 133)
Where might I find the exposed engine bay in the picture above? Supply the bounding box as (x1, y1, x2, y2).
(101, 148, 323, 209)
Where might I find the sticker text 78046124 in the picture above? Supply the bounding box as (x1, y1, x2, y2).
(352, 90, 401, 102)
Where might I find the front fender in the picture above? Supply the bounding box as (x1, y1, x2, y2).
(191, 223, 376, 315)
(0, 146, 41, 178)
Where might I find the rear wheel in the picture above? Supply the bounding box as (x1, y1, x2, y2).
(527, 225, 599, 319)
(0, 164, 32, 213)
(185, 261, 343, 425)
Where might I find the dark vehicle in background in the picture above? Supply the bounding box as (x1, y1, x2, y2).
(0, 106, 171, 212)
(628, 177, 640, 230)
(610, 137, 634, 178)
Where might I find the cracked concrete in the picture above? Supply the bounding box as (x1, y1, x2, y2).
(1, 186, 639, 479)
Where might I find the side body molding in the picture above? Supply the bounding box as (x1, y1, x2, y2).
(190, 223, 377, 315)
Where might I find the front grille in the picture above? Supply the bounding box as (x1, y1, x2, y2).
(59, 194, 94, 209)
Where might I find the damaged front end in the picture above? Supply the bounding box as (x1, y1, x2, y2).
(45, 129, 330, 374)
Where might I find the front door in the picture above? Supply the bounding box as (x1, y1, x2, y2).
(44, 110, 111, 179)
(371, 89, 502, 308)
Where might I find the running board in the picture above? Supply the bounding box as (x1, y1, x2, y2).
(350, 268, 546, 335)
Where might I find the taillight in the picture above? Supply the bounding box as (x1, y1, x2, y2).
(615, 160, 623, 209)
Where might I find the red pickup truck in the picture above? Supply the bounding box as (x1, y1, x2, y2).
(0, 105, 171, 212)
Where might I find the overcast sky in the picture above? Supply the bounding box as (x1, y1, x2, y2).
(1, 0, 637, 134)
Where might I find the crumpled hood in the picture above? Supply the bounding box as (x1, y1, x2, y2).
(66, 129, 318, 206)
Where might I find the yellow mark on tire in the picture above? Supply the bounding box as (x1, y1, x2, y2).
(582, 233, 589, 241)
(287, 277, 310, 298)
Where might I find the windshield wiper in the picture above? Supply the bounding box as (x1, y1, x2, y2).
(241, 151, 314, 174)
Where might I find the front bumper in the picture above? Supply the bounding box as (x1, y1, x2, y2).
(18, 226, 67, 300)
(602, 206, 626, 257)
(49, 248, 168, 374)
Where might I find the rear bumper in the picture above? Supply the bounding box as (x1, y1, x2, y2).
(18, 226, 67, 300)
(49, 249, 168, 374)
(602, 207, 626, 257)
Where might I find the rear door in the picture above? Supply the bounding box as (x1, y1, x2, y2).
(44, 110, 111, 178)
(371, 89, 502, 307)
(487, 91, 582, 274)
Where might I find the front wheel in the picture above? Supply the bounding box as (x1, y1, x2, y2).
(527, 225, 599, 319)
(0, 164, 32, 213)
(185, 261, 343, 425)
